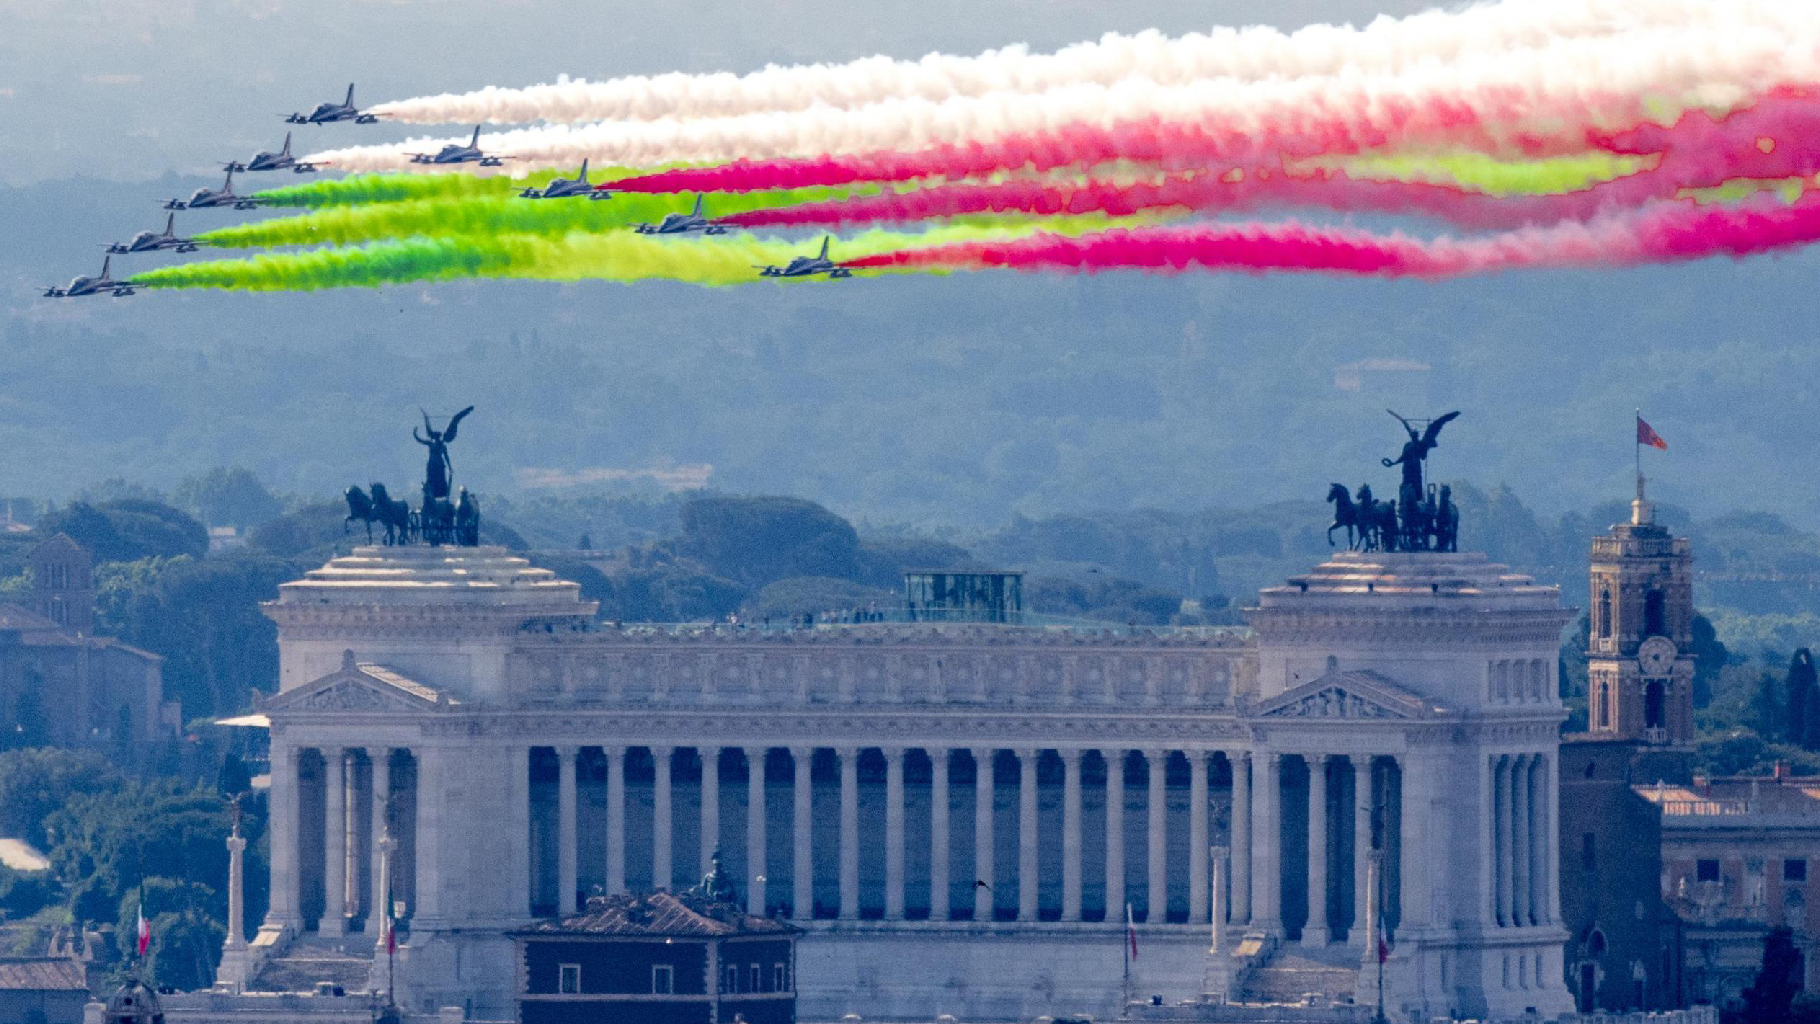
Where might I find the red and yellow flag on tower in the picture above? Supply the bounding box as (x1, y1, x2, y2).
(1637, 415, 1668, 450)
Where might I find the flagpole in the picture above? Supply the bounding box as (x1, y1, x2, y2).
(1635, 407, 1643, 502)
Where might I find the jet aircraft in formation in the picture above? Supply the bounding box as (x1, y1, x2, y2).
(519, 160, 609, 199)
(231, 132, 318, 174)
(107, 213, 200, 255)
(410, 126, 506, 167)
(165, 167, 261, 211)
(634, 195, 731, 235)
(757, 236, 852, 278)
(43, 255, 135, 298)
(287, 83, 379, 125)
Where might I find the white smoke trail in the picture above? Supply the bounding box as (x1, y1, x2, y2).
(368, 0, 1799, 126)
(310, 24, 1815, 175)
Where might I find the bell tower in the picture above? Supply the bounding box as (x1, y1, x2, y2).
(1586, 478, 1693, 744)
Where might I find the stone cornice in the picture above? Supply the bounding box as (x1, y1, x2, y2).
(1245, 606, 1572, 646)
(514, 622, 1252, 651)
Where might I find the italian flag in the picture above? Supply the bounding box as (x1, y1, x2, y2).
(136, 905, 150, 958)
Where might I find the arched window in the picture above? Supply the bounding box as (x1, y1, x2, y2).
(1598, 680, 1612, 729)
(1644, 680, 1666, 730)
(1598, 588, 1613, 639)
(1645, 589, 1667, 637)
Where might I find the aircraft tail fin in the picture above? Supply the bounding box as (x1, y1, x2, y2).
(819, 235, 830, 260)
(346, 83, 356, 107)
(223, 165, 235, 189)
(692, 194, 704, 218)
(101, 254, 112, 279)
(282, 131, 292, 155)
(164, 211, 175, 235)
(470, 125, 481, 148)
(578, 158, 588, 183)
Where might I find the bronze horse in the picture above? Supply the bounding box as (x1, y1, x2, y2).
(1327, 483, 1400, 552)
(344, 485, 377, 543)
(369, 483, 413, 545)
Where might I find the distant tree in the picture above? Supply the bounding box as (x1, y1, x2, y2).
(1750, 671, 1787, 743)
(39, 500, 206, 563)
(215, 753, 252, 797)
(744, 576, 894, 621)
(1560, 614, 1591, 731)
(0, 864, 52, 919)
(118, 879, 223, 992)
(855, 535, 976, 589)
(172, 468, 282, 531)
(677, 496, 863, 587)
(246, 501, 346, 561)
(0, 748, 118, 850)
(1690, 613, 1730, 709)
(1742, 927, 1803, 1024)
(1789, 650, 1820, 751)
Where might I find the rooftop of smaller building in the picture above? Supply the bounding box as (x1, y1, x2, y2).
(1636, 772, 1820, 822)
(0, 957, 87, 991)
(517, 891, 798, 939)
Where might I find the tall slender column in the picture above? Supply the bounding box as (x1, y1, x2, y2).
(746, 747, 768, 916)
(700, 746, 721, 877)
(1352, 757, 1373, 944)
(604, 747, 626, 895)
(1017, 749, 1039, 921)
(652, 746, 674, 892)
(1253, 753, 1281, 932)
(1189, 752, 1210, 925)
(791, 747, 813, 921)
(1495, 755, 1512, 927)
(1106, 750, 1127, 922)
(930, 749, 951, 921)
(557, 746, 579, 916)
(1511, 753, 1530, 927)
(1061, 749, 1083, 921)
(267, 744, 299, 930)
(1205, 845, 1228, 1000)
(885, 748, 906, 920)
(838, 747, 859, 920)
(322, 746, 347, 934)
(1230, 754, 1249, 926)
(414, 748, 443, 925)
(1305, 755, 1329, 945)
(510, 746, 531, 917)
(973, 748, 996, 921)
(1146, 750, 1168, 923)
(367, 748, 391, 934)
(226, 824, 247, 948)
(1399, 753, 1429, 929)
(1539, 753, 1559, 924)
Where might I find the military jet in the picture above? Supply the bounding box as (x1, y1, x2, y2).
(231, 132, 318, 174)
(42, 255, 135, 298)
(106, 213, 200, 254)
(634, 195, 730, 235)
(165, 167, 260, 211)
(409, 126, 505, 167)
(519, 160, 608, 200)
(757, 236, 852, 278)
(286, 83, 378, 125)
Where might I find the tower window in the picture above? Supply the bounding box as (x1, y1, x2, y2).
(1644, 589, 1667, 637)
(1597, 681, 1611, 729)
(1644, 680, 1666, 730)
(1598, 588, 1613, 639)
(558, 964, 579, 994)
(1696, 859, 1719, 883)
(1787, 859, 1808, 882)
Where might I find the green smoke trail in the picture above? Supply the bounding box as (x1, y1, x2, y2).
(132, 221, 1108, 292)
(203, 185, 876, 248)
(1304, 151, 1653, 196)
(1680, 174, 1819, 205)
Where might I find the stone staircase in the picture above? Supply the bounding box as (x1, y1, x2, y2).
(1232, 941, 1362, 1007)
(246, 933, 376, 994)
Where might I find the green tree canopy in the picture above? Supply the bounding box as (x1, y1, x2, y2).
(40, 500, 207, 562)
(0, 748, 119, 850)
(172, 468, 283, 531)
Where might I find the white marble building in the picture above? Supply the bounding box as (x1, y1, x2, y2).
(238, 545, 1578, 1022)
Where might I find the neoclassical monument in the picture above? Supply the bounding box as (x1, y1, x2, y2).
(233, 542, 1578, 1022)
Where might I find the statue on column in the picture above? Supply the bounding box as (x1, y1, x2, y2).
(414, 406, 473, 505)
(1380, 410, 1459, 551)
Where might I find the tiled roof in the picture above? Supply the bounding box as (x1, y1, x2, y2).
(0, 958, 87, 991)
(357, 663, 447, 704)
(518, 892, 798, 938)
(0, 603, 61, 630)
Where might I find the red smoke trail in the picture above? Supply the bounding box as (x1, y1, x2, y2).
(611, 91, 1632, 195)
(843, 193, 1820, 277)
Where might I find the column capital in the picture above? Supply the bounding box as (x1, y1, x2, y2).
(788, 745, 814, 761)
(601, 744, 625, 759)
(833, 745, 860, 760)
(1015, 747, 1040, 762)
(649, 744, 674, 758)
(929, 747, 950, 772)
(366, 745, 390, 761)
(1145, 747, 1171, 764)
(555, 745, 580, 761)
(744, 745, 769, 763)
(1188, 748, 1213, 765)
(881, 746, 906, 764)
(1057, 748, 1083, 764)
(971, 746, 997, 762)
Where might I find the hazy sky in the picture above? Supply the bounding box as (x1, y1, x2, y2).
(0, 0, 1442, 186)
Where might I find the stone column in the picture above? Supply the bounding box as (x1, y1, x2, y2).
(1189, 751, 1210, 925)
(366, 748, 391, 935)
(1253, 753, 1281, 932)
(605, 747, 626, 895)
(747, 747, 768, 916)
(1511, 753, 1530, 927)
(974, 748, 996, 921)
(700, 746, 720, 879)
(1146, 749, 1168, 923)
(414, 748, 442, 926)
(1204, 844, 1228, 1000)
(557, 746, 579, 916)
(226, 827, 247, 947)
(1305, 754, 1329, 945)
(1495, 755, 1512, 927)
(1231, 754, 1249, 926)
(1399, 753, 1428, 930)
(930, 748, 951, 921)
(838, 747, 859, 920)
(885, 747, 906, 920)
(1061, 749, 1083, 921)
(653, 746, 674, 892)
(1017, 749, 1039, 922)
(791, 747, 813, 921)
(322, 747, 347, 935)
(1106, 751, 1127, 922)
(267, 744, 299, 930)
(1538, 753, 1558, 924)
(1352, 757, 1373, 945)
(510, 746, 531, 917)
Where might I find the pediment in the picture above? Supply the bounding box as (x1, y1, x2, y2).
(266, 650, 453, 715)
(1252, 670, 1437, 721)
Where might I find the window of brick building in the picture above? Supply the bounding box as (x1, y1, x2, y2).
(1787, 859, 1808, 882)
(558, 964, 579, 994)
(652, 965, 674, 995)
(1696, 859, 1720, 883)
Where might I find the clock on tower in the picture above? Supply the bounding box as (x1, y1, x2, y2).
(1585, 481, 1694, 744)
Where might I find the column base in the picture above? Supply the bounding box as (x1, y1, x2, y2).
(319, 916, 348, 937)
(1300, 925, 1330, 947)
